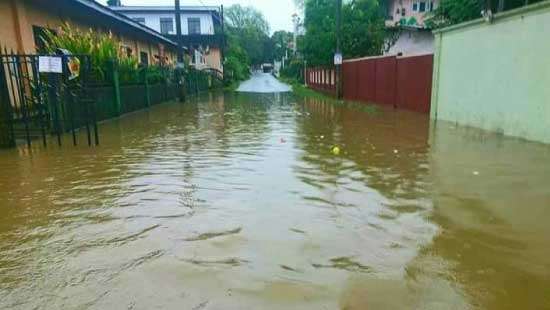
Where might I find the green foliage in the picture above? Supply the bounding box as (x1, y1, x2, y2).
(425, 0, 542, 28)
(225, 4, 273, 66)
(301, 0, 387, 66)
(407, 17, 418, 25)
(42, 23, 113, 82)
(280, 59, 305, 83)
(41, 22, 169, 85)
(342, 0, 387, 59)
(271, 31, 294, 61)
(424, 0, 484, 28)
(225, 4, 270, 34)
(117, 56, 140, 84)
(301, 0, 336, 66)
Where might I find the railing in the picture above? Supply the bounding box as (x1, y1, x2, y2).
(305, 67, 337, 96)
(202, 68, 224, 81)
(0, 51, 99, 148)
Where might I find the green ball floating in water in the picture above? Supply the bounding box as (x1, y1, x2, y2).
(331, 146, 341, 155)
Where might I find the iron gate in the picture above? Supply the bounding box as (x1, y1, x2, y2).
(0, 49, 99, 148)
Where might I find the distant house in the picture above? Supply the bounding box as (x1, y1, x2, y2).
(0, 0, 179, 66)
(110, 5, 224, 73)
(384, 0, 439, 56)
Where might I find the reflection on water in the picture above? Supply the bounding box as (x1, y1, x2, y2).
(0, 92, 549, 309)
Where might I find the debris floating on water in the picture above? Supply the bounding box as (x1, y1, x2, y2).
(184, 227, 242, 241)
(332, 146, 341, 155)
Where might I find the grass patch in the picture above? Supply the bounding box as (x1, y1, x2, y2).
(224, 81, 241, 91)
(280, 77, 379, 115)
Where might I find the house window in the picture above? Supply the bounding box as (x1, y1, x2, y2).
(133, 17, 145, 24)
(160, 18, 173, 34)
(412, 2, 418, 11)
(188, 18, 201, 35)
(428, 1, 435, 11)
(419, 1, 427, 12)
(140, 51, 149, 66)
(401, 8, 406, 16)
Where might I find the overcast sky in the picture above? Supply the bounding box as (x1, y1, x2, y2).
(99, 0, 297, 33)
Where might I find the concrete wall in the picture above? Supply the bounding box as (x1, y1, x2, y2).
(386, 29, 434, 56)
(204, 47, 222, 72)
(121, 12, 215, 35)
(431, 1, 550, 144)
(0, 1, 21, 51)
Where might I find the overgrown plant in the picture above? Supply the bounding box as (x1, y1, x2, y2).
(42, 23, 120, 82)
(41, 22, 166, 85)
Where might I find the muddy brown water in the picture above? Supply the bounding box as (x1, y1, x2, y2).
(0, 92, 549, 309)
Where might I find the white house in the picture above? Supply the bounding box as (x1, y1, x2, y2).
(111, 5, 224, 73)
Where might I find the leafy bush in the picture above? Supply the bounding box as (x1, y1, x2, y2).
(41, 22, 168, 85)
(280, 59, 305, 83)
(223, 32, 251, 85)
(42, 23, 120, 83)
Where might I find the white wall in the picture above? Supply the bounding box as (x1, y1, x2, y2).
(123, 12, 215, 35)
(386, 29, 434, 56)
(431, 2, 550, 144)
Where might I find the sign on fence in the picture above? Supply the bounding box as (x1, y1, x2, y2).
(334, 53, 343, 65)
(38, 56, 62, 73)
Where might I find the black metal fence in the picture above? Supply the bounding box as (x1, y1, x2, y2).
(0, 50, 223, 149)
(0, 50, 98, 148)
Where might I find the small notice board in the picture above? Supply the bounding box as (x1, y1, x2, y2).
(334, 53, 343, 65)
(38, 56, 63, 73)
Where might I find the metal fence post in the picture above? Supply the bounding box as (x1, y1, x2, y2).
(109, 59, 122, 116)
(142, 68, 151, 108)
(0, 58, 15, 148)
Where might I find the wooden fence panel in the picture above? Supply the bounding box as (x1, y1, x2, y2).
(356, 59, 377, 102)
(342, 62, 357, 101)
(396, 54, 433, 113)
(374, 56, 397, 107)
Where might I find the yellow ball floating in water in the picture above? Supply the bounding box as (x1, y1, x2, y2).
(331, 146, 341, 155)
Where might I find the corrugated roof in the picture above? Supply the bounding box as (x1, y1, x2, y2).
(74, 0, 178, 47)
(110, 6, 221, 12)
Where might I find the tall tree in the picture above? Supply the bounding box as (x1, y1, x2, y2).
(301, 0, 386, 66)
(225, 5, 272, 65)
(271, 31, 294, 60)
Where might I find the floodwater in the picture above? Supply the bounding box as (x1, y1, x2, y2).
(237, 72, 292, 93)
(0, 92, 549, 310)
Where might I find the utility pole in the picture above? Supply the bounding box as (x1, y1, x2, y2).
(175, 0, 184, 64)
(221, 5, 225, 66)
(335, 0, 343, 99)
(175, 0, 186, 102)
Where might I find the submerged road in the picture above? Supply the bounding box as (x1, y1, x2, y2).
(1, 91, 550, 309)
(237, 72, 291, 93)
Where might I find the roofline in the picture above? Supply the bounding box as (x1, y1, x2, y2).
(73, 0, 178, 47)
(110, 6, 221, 14)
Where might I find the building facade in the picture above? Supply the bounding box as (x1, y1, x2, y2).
(384, 0, 439, 56)
(0, 0, 179, 66)
(111, 6, 224, 73)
